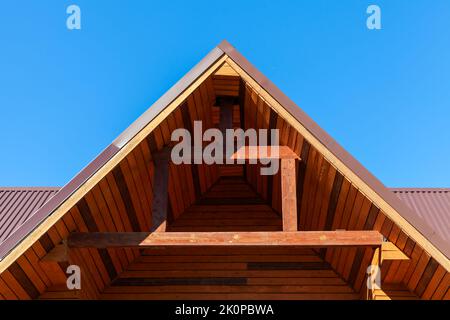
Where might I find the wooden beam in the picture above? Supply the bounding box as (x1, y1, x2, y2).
(365, 246, 383, 300)
(67, 231, 383, 248)
(151, 147, 170, 232)
(218, 96, 234, 135)
(230, 146, 299, 160)
(281, 158, 297, 231)
(185, 146, 299, 162)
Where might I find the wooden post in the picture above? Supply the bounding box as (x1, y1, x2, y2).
(281, 158, 297, 231)
(151, 147, 170, 232)
(366, 246, 382, 300)
(218, 96, 234, 135)
(218, 96, 235, 163)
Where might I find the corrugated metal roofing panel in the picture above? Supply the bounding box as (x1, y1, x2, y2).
(390, 188, 450, 247)
(0, 188, 60, 246)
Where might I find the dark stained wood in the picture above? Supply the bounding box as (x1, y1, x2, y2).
(39, 233, 55, 253)
(324, 172, 344, 231)
(266, 108, 278, 204)
(247, 262, 330, 270)
(151, 147, 171, 232)
(112, 166, 140, 232)
(415, 258, 440, 296)
(8, 262, 39, 299)
(76, 198, 118, 280)
(218, 96, 234, 136)
(296, 141, 311, 230)
(180, 102, 202, 200)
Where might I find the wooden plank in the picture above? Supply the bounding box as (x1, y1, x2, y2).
(422, 266, 446, 299)
(138, 255, 322, 264)
(100, 292, 360, 300)
(104, 285, 354, 294)
(165, 113, 190, 216)
(173, 107, 196, 205)
(381, 242, 410, 261)
(218, 101, 234, 136)
(151, 147, 171, 232)
(68, 231, 383, 248)
(281, 159, 297, 231)
(214, 62, 240, 77)
(415, 258, 440, 297)
(231, 146, 299, 160)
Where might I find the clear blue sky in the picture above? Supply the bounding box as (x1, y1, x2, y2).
(1, 1, 449, 187)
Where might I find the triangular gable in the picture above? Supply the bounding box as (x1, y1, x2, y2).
(0, 40, 448, 276)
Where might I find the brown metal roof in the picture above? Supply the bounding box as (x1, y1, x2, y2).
(0, 40, 448, 265)
(0, 188, 60, 247)
(390, 188, 450, 248)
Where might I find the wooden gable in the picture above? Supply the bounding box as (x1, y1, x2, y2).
(0, 41, 448, 300)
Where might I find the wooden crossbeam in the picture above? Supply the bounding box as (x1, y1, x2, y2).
(184, 145, 299, 162)
(67, 231, 383, 248)
(230, 146, 299, 160)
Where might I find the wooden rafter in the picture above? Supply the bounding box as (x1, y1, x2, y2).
(67, 231, 383, 248)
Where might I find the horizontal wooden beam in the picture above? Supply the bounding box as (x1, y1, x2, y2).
(230, 146, 299, 160)
(67, 231, 383, 248)
(177, 145, 300, 162)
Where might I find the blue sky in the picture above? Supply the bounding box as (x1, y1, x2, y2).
(0, 1, 449, 187)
